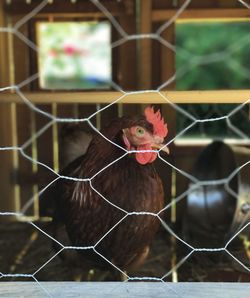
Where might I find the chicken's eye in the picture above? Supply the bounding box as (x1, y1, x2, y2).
(136, 127, 145, 137)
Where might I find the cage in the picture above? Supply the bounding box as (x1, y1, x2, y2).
(0, 0, 249, 297)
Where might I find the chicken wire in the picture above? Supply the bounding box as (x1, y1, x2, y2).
(0, 0, 249, 297)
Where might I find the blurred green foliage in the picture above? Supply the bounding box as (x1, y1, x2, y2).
(175, 21, 250, 139)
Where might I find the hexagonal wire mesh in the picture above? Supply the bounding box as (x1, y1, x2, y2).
(0, 0, 249, 297)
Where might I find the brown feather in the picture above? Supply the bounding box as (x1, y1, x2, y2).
(51, 116, 164, 271)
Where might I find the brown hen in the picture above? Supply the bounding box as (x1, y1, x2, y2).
(48, 107, 169, 274)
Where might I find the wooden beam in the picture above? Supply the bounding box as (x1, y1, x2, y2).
(0, 90, 249, 104)
(149, 0, 242, 9)
(152, 9, 250, 21)
(36, 12, 108, 19)
(0, 282, 249, 297)
(4, 1, 134, 16)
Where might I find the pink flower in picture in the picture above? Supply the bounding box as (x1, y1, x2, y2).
(64, 45, 76, 56)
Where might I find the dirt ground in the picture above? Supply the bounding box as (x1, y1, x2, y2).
(0, 222, 249, 283)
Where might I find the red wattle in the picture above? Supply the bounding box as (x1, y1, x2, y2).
(135, 144, 157, 165)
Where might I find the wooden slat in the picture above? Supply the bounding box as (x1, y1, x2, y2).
(0, 4, 9, 88)
(16, 105, 33, 216)
(118, 12, 139, 117)
(0, 106, 16, 213)
(0, 1, 15, 214)
(0, 282, 249, 297)
(152, 9, 250, 21)
(138, 0, 152, 90)
(157, 22, 176, 237)
(4, 1, 134, 16)
(11, 14, 33, 216)
(12, 15, 30, 90)
(0, 90, 249, 104)
(118, 15, 137, 90)
(153, 0, 239, 9)
(36, 12, 110, 19)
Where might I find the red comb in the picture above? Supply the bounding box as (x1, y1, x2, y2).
(144, 106, 168, 138)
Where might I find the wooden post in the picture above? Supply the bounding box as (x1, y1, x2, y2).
(156, 20, 177, 213)
(138, 0, 152, 90)
(158, 19, 177, 282)
(119, 11, 139, 115)
(0, 2, 16, 214)
(160, 22, 177, 154)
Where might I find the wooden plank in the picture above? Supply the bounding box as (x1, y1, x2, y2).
(6, 15, 21, 214)
(0, 282, 249, 298)
(117, 13, 138, 117)
(11, 14, 33, 216)
(153, 0, 239, 9)
(16, 104, 33, 216)
(152, 9, 250, 21)
(0, 1, 16, 215)
(12, 15, 29, 89)
(36, 12, 110, 19)
(0, 3, 9, 88)
(4, 1, 134, 16)
(0, 90, 249, 104)
(138, 0, 152, 90)
(118, 15, 137, 91)
(0, 108, 16, 213)
(157, 23, 176, 234)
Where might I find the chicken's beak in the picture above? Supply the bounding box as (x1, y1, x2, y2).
(152, 143, 170, 154)
(151, 135, 170, 154)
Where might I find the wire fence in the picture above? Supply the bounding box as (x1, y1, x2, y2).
(0, 0, 249, 297)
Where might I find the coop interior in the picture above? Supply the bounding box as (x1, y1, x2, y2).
(0, 0, 249, 284)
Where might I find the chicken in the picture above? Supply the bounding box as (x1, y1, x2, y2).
(48, 106, 169, 274)
(59, 123, 92, 169)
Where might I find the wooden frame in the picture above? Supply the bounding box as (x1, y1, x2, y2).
(2, 1, 249, 94)
(152, 9, 250, 21)
(4, 0, 136, 92)
(28, 17, 119, 91)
